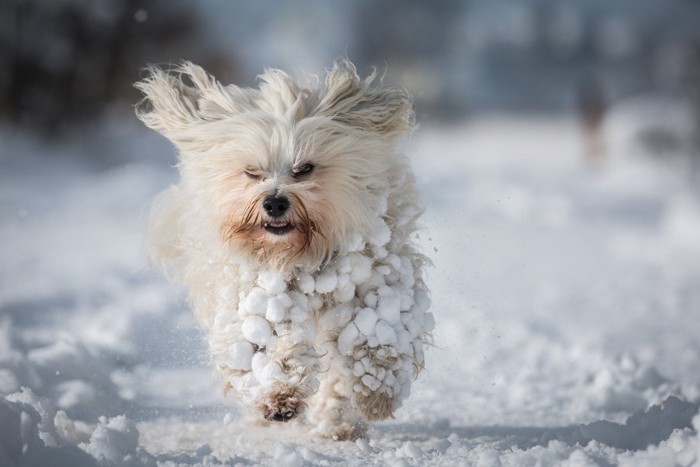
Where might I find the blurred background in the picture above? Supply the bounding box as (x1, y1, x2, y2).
(1, 0, 700, 165)
(2, 3, 700, 461)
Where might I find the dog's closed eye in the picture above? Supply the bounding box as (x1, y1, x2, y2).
(245, 169, 263, 181)
(293, 163, 314, 178)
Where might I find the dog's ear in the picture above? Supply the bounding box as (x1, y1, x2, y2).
(316, 60, 414, 138)
(135, 62, 241, 140)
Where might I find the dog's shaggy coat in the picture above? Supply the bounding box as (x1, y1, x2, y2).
(135, 60, 433, 440)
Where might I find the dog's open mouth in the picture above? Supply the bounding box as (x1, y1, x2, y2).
(264, 221, 294, 236)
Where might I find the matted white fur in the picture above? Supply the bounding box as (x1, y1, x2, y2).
(135, 60, 434, 440)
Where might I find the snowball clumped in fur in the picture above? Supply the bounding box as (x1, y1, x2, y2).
(210, 196, 434, 416)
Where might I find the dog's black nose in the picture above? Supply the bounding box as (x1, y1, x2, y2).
(263, 195, 290, 218)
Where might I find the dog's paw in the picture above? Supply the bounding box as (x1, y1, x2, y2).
(256, 383, 306, 422)
(268, 408, 297, 422)
(314, 420, 367, 441)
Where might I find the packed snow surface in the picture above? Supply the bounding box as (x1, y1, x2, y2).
(1, 113, 700, 465)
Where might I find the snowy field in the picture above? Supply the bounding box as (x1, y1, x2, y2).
(1, 110, 700, 466)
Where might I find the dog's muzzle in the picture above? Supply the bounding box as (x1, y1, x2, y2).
(262, 194, 294, 235)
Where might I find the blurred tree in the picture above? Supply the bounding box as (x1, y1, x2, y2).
(0, 0, 233, 138)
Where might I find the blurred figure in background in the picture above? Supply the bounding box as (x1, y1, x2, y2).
(576, 75, 607, 167)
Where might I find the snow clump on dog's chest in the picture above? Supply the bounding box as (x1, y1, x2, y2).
(209, 211, 434, 409)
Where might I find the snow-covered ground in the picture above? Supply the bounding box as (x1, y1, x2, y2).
(1, 110, 700, 466)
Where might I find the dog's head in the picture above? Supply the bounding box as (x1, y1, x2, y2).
(135, 60, 413, 270)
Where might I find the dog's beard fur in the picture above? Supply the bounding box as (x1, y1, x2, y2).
(220, 184, 331, 270)
(136, 60, 414, 273)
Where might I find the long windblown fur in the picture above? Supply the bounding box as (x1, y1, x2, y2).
(135, 59, 433, 440)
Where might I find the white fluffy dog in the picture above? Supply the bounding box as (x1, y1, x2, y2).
(135, 60, 434, 440)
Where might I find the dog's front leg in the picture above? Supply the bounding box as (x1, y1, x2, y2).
(306, 301, 422, 438)
(337, 256, 434, 423)
(305, 307, 367, 441)
(208, 271, 320, 423)
(209, 315, 320, 423)
(251, 323, 320, 422)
